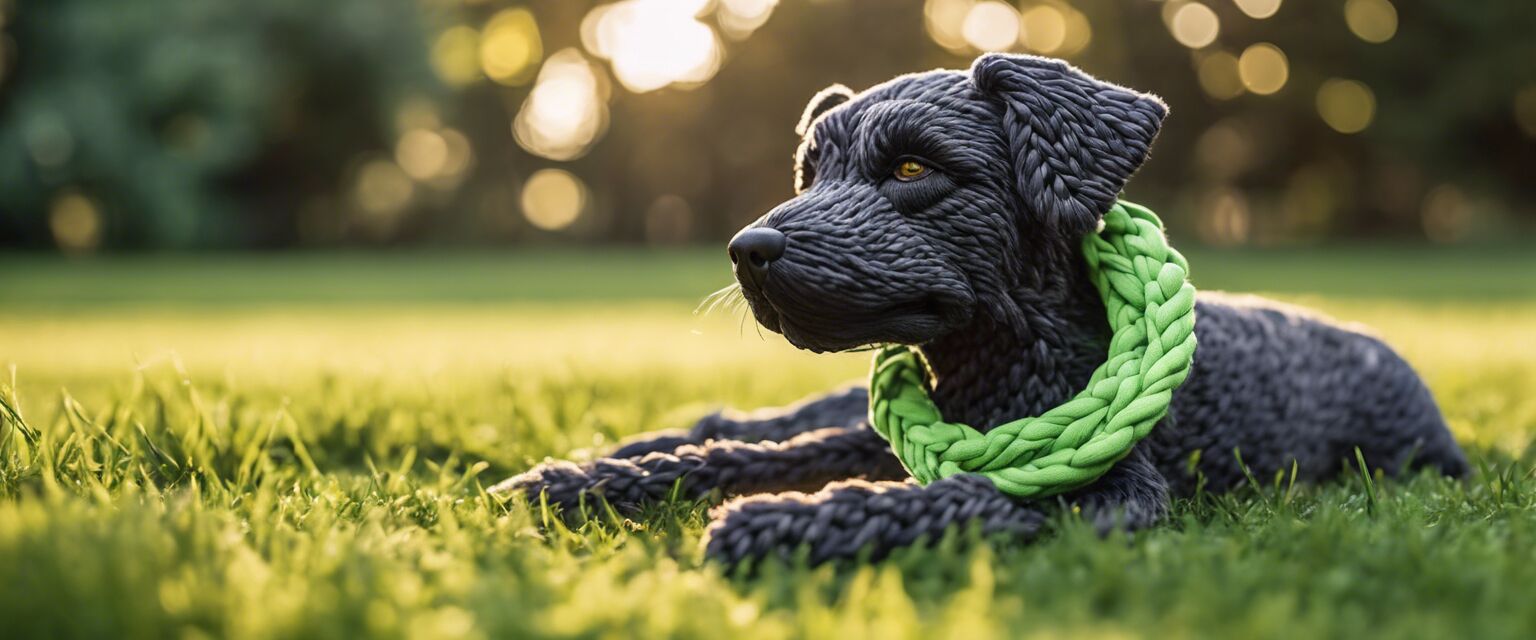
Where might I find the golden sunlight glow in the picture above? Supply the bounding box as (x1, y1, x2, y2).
(1169, 2, 1220, 49)
(480, 8, 542, 86)
(924, 0, 975, 53)
(1233, 0, 1282, 19)
(1019, 5, 1067, 55)
(49, 190, 102, 254)
(1197, 51, 1245, 100)
(717, 0, 780, 41)
(396, 129, 449, 181)
(354, 159, 414, 218)
(438, 128, 475, 179)
(584, 0, 721, 93)
(1160, 1, 1185, 28)
(521, 169, 587, 232)
(1056, 6, 1093, 57)
(580, 3, 615, 58)
(431, 26, 481, 88)
(1238, 43, 1288, 95)
(1344, 0, 1397, 44)
(514, 49, 607, 161)
(962, 1, 1021, 52)
(1316, 78, 1376, 134)
(1514, 86, 1536, 139)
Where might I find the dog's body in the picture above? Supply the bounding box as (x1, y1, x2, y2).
(496, 55, 1466, 566)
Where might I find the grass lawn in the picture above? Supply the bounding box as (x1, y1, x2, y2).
(0, 247, 1534, 639)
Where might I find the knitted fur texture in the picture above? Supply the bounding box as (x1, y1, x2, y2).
(492, 54, 1467, 567)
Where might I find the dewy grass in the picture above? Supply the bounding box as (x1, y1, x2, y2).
(0, 256, 1533, 639)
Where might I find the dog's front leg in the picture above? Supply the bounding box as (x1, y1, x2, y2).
(702, 474, 1049, 567)
(492, 424, 904, 517)
(702, 447, 1171, 567)
(609, 386, 869, 458)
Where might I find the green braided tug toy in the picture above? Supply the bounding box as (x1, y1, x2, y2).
(869, 201, 1197, 498)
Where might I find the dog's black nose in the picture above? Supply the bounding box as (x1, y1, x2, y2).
(728, 227, 786, 278)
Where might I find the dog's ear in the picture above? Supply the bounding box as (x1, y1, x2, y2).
(794, 84, 854, 193)
(971, 54, 1167, 234)
(795, 84, 854, 137)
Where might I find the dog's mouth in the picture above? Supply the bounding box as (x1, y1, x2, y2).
(741, 284, 971, 354)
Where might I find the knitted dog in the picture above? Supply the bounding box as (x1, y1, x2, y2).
(493, 54, 1467, 566)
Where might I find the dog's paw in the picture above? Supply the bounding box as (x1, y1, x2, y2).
(701, 475, 1049, 569)
(702, 489, 828, 568)
(703, 479, 923, 568)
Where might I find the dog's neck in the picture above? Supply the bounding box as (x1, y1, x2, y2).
(919, 241, 1111, 431)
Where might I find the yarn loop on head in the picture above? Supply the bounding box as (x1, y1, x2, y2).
(868, 200, 1198, 498)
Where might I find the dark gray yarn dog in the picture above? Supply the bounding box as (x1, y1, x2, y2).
(493, 54, 1467, 566)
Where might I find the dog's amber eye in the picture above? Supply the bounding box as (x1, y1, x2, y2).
(894, 160, 929, 181)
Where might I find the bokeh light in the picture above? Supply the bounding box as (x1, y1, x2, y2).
(352, 158, 414, 233)
(924, 0, 975, 53)
(1169, 3, 1220, 49)
(1233, 0, 1283, 19)
(1053, 6, 1093, 57)
(584, 0, 721, 93)
(1344, 0, 1397, 44)
(49, 190, 102, 254)
(717, 0, 780, 41)
(1019, 5, 1067, 55)
(2, 0, 1528, 253)
(480, 8, 542, 86)
(961, 1, 1020, 52)
(431, 25, 481, 88)
(1238, 43, 1288, 95)
(1515, 87, 1536, 138)
(514, 49, 608, 161)
(437, 129, 475, 181)
(1196, 51, 1245, 100)
(521, 168, 587, 232)
(1316, 78, 1376, 134)
(395, 129, 449, 181)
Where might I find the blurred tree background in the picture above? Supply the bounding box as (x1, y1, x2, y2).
(0, 0, 1532, 252)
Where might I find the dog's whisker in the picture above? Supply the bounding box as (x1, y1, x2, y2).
(727, 292, 749, 316)
(696, 287, 728, 316)
(695, 282, 743, 316)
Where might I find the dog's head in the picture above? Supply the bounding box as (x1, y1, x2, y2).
(729, 54, 1166, 353)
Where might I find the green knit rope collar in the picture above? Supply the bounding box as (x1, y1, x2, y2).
(868, 200, 1198, 498)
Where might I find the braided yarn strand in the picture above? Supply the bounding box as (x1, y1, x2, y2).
(869, 200, 1197, 498)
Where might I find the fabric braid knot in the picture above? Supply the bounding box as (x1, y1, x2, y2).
(869, 200, 1197, 498)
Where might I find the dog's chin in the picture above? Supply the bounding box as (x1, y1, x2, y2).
(743, 294, 971, 354)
